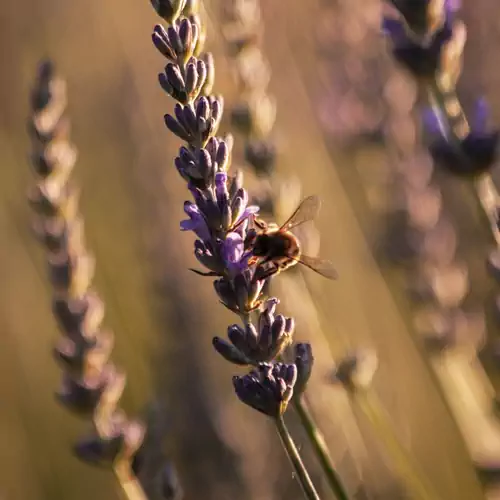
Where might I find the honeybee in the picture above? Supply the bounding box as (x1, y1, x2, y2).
(247, 195, 338, 280)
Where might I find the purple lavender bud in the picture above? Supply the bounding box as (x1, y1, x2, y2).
(233, 362, 297, 418)
(212, 336, 250, 365)
(245, 322, 259, 350)
(234, 273, 250, 312)
(164, 114, 191, 142)
(194, 58, 207, 96)
(174, 156, 190, 181)
(181, 104, 197, 137)
(178, 18, 193, 55)
(229, 171, 244, 200)
(271, 315, 286, 344)
(285, 317, 295, 335)
(197, 148, 213, 185)
(200, 52, 215, 95)
(210, 96, 224, 127)
(195, 96, 210, 121)
(152, 25, 176, 61)
(216, 140, 230, 172)
(167, 25, 183, 55)
(165, 63, 185, 92)
(215, 172, 229, 208)
(194, 240, 224, 273)
(293, 342, 314, 397)
(214, 277, 239, 312)
(227, 324, 248, 352)
(158, 72, 174, 95)
(184, 62, 198, 96)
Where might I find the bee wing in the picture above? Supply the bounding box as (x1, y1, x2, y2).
(280, 195, 321, 231)
(295, 254, 338, 280)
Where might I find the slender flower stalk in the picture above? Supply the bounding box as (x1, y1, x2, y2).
(276, 416, 321, 500)
(27, 61, 180, 500)
(148, 0, 323, 497)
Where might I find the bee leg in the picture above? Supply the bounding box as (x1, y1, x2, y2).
(189, 268, 221, 277)
(254, 263, 280, 281)
(254, 218, 268, 230)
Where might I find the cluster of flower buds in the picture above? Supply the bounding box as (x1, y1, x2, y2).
(149, 0, 314, 419)
(383, 0, 499, 178)
(28, 61, 180, 499)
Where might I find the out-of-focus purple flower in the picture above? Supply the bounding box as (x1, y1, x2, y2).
(425, 99, 500, 178)
(180, 201, 211, 241)
(385, 0, 459, 42)
(233, 362, 298, 418)
(383, 14, 454, 79)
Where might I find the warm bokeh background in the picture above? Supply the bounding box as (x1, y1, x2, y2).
(1, 0, 500, 499)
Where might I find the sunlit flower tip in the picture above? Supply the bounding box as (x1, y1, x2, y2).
(293, 342, 314, 397)
(331, 349, 378, 391)
(232, 362, 297, 418)
(180, 201, 211, 241)
(150, 0, 187, 24)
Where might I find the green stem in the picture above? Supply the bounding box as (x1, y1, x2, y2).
(275, 415, 321, 500)
(354, 391, 441, 500)
(293, 397, 350, 500)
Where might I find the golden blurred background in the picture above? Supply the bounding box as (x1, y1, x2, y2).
(1, 0, 500, 499)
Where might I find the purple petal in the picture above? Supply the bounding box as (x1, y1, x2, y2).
(473, 98, 489, 133)
(222, 233, 244, 264)
(235, 205, 259, 225)
(446, 0, 461, 13)
(180, 201, 211, 241)
(381, 17, 407, 42)
(422, 107, 449, 138)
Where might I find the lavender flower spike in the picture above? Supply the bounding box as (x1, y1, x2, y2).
(149, 4, 323, 499)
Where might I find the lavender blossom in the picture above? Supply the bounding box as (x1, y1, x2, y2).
(425, 100, 500, 177)
(233, 362, 297, 418)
